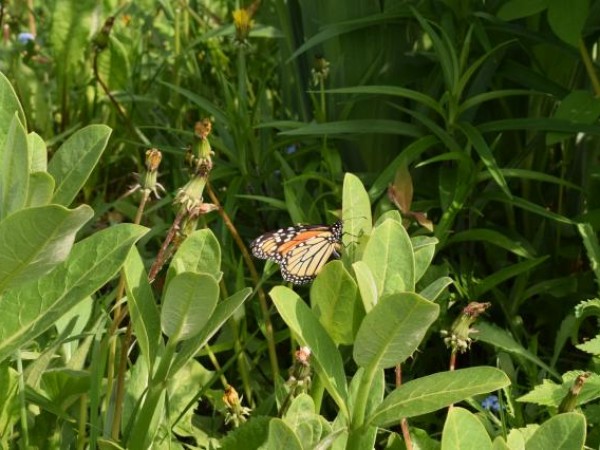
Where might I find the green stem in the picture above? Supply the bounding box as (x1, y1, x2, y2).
(351, 363, 379, 431)
(127, 339, 177, 449)
(16, 352, 29, 448)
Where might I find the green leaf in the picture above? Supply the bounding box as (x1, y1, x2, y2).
(220, 416, 270, 450)
(27, 132, 47, 172)
(578, 223, 600, 293)
(161, 272, 219, 342)
(97, 35, 131, 92)
(576, 335, 600, 355)
(547, 91, 600, 145)
(368, 136, 439, 200)
(420, 276, 454, 302)
(0, 224, 147, 364)
(0, 205, 93, 294)
(166, 228, 222, 285)
(48, 125, 112, 206)
(50, 0, 93, 74)
(525, 413, 586, 450)
(362, 219, 415, 296)
(474, 257, 548, 298)
(123, 248, 161, 370)
(547, 0, 589, 47)
(25, 173, 55, 207)
(342, 173, 373, 262)
(497, 0, 548, 20)
(279, 120, 423, 138)
(459, 122, 511, 198)
(441, 407, 492, 450)
(369, 367, 510, 427)
(352, 261, 378, 312)
(171, 288, 251, 374)
(353, 293, 439, 369)
(412, 236, 438, 283)
(311, 261, 362, 346)
(476, 322, 560, 379)
(0, 72, 26, 150)
(446, 229, 536, 259)
(266, 419, 303, 450)
(0, 114, 29, 220)
(270, 286, 348, 415)
(492, 436, 511, 450)
(517, 371, 600, 407)
(327, 86, 443, 116)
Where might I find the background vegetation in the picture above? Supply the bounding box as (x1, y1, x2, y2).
(1, 0, 600, 448)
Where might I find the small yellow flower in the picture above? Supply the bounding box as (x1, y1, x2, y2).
(232, 8, 253, 43)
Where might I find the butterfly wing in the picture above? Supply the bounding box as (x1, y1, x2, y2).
(280, 234, 339, 284)
(251, 221, 343, 285)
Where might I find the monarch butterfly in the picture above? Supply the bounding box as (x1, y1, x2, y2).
(250, 221, 343, 285)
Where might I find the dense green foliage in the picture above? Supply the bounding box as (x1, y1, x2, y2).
(1, 0, 600, 448)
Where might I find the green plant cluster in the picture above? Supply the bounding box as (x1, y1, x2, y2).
(1, 0, 600, 449)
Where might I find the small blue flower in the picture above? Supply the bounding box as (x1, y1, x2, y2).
(17, 32, 35, 45)
(481, 395, 500, 412)
(285, 145, 297, 155)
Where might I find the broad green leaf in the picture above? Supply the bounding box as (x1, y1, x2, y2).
(166, 228, 222, 285)
(492, 436, 511, 450)
(412, 236, 438, 283)
(279, 120, 422, 138)
(123, 248, 161, 370)
(420, 276, 453, 302)
(374, 210, 402, 227)
(265, 419, 303, 450)
(171, 288, 251, 374)
(0, 114, 29, 220)
(476, 322, 560, 379)
(441, 407, 492, 450)
(369, 367, 510, 427)
(0, 205, 93, 293)
(362, 219, 415, 296)
(352, 261, 378, 312)
(497, 0, 548, 20)
(446, 229, 536, 259)
(311, 261, 362, 346)
(0, 224, 147, 364)
(97, 35, 130, 92)
(547, 0, 589, 47)
(0, 72, 26, 150)
(27, 132, 47, 172)
(48, 125, 112, 206)
(270, 286, 348, 414)
(161, 272, 219, 342)
(525, 413, 585, 450)
(50, 0, 93, 79)
(342, 173, 372, 262)
(25, 173, 55, 207)
(284, 395, 330, 449)
(353, 293, 439, 369)
(220, 416, 271, 450)
(459, 122, 511, 198)
(547, 91, 600, 145)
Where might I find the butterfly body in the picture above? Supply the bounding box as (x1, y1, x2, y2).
(251, 221, 343, 284)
